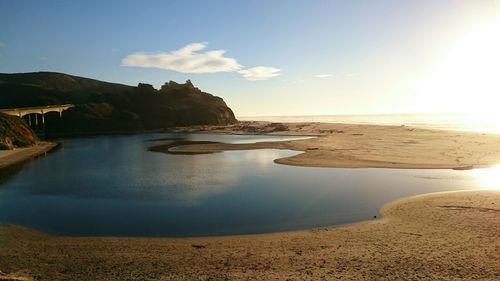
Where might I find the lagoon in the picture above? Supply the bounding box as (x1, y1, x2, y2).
(0, 133, 488, 236)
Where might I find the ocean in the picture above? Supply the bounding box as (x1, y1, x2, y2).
(237, 113, 500, 134)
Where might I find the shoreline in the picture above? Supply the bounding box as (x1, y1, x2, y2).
(156, 121, 500, 170)
(1, 189, 498, 280)
(3, 121, 498, 172)
(0, 142, 58, 171)
(0, 123, 499, 279)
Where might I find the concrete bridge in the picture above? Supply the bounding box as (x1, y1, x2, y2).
(0, 104, 75, 126)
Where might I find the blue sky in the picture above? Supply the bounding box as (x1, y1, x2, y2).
(1, 0, 499, 116)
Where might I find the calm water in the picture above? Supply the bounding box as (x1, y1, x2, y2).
(0, 133, 493, 237)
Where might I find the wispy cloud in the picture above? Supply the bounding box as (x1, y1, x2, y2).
(122, 42, 280, 81)
(39, 56, 48, 61)
(238, 66, 281, 81)
(315, 74, 333, 78)
(0, 41, 6, 48)
(122, 42, 241, 73)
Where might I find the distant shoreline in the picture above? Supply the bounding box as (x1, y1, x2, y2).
(237, 113, 500, 135)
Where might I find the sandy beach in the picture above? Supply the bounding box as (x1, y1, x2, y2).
(5, 1, 500, 279)
(163, 122, 500, 169)
(1, 123, 500, 280)
(0, 190, 498, 280)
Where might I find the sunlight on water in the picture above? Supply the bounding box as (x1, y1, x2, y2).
(459, 113, 500, 135)
(238, 113, 500, 134)
(471, 165, 500, 190)
(0, 133, 487, 236)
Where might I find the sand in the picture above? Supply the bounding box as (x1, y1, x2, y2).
(1, 123, 500, 280)
(0, 190, 498, 280)
(0, 142, 57, 170)
(162, 121, 500, 169)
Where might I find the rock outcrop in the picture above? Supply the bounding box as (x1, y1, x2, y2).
(0, 113, 38, 150)
(0, 72, 237, 134)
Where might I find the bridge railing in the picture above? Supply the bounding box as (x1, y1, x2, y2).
(0, 104, 75, 127)
(0, 104, 75, 113)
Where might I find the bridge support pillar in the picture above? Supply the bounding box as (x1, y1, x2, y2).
(0, 104, 74, 129)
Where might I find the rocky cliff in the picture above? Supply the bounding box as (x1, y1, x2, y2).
(0, 113, 38, 150)
(0, 72, 237, 134)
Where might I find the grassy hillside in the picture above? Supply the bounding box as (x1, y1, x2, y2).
(0, 113, 38, 150)
(0, 71, 131, 93)
(0, 72, 237, 134)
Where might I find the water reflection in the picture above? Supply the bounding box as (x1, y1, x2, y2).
(471, 165, 500, 190)
(4, 137, 277, 203)
(0, 133, 491, 236)
(0, 162, 26, 186)
(243, 149, 292, 168)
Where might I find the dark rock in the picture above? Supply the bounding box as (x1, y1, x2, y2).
(0, 72, 237, 135)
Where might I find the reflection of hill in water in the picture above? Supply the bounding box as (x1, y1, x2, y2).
(0, 162, 25, 186)
(0, 133, 489, 236)
(1, 135, 250, 204)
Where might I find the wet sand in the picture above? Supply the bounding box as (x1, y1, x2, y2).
(1, 123, 500, 280)
(163, 122, 500, 169)
(0, 142, 57, 170)
(0, 190, 498, 280)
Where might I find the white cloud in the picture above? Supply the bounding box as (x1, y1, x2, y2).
(0, 41, 5, 48)
(238, 66, 281, 81)
(315, 74, 333, 78)
(122, 42, 280, 81)
(39, 56, 48, 61)
(122, 42, 242, 74)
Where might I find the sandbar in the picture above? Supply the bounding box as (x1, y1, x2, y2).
(162, 122, 500, 169)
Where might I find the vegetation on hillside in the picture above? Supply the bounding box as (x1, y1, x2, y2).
(0, 113, 38, 150)
(0, 72, 237, 134)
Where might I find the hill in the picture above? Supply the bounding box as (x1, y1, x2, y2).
(0, 72, 132, 93)
(0, 72, 237, 134)
(0, 112, 38, 150)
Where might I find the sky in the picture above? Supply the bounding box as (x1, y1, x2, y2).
(1, 0, 499, 117)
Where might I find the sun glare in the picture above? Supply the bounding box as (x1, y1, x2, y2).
(416, 17, 500, 120)
(471, 165, 500, 190)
